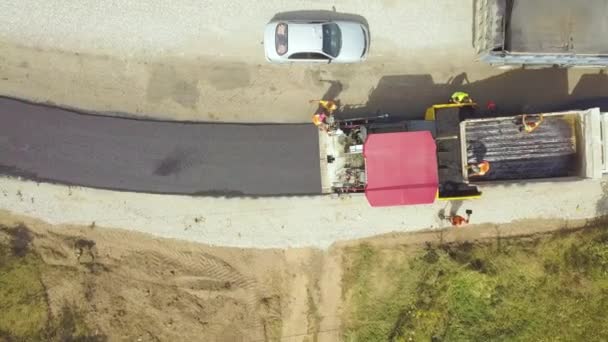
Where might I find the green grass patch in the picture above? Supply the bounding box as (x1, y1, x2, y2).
(342, 227, 608, 341)
(0, 224, 49, 340)
(0, 224, 104, 341)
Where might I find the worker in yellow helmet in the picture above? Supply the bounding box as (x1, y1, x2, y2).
(310, 99, 338, 114)
(319, 100, 338, 114)
(450, 91, 473, 104)
(468, 160, 490, 177)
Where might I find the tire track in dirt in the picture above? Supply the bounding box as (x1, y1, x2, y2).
(162, 248, 275, 337)
(122, 248, 269, 339)
(2, 213, 301, 341)
(30, 228, 262, 340)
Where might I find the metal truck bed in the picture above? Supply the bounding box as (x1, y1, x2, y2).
(463, 115, 578, 181)
(474, 0, 608, 66)
(508, 0, 608, 54)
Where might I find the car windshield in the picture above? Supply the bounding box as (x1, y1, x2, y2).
(322, 23, 341, 57)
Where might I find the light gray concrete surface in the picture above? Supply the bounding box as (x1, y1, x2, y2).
(1, 176, 606, 248)
(0, 97, 320, 195)
(0, 0, 471, 58)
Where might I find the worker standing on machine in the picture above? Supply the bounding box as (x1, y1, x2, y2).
(468, 160, 491, 177)
(519, 114, 544, 133)
(450, 91, 473, 104)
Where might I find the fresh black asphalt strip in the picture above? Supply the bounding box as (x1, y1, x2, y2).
(0, 97, 321, 196)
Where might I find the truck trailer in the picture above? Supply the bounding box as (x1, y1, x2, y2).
(319, 104, 607, 207)
(474, 0, 608, 67)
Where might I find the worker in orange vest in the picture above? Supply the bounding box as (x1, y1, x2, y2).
(520, 114, 544, 133)
(310, 100, 338, 130)
(451, 209, 473, 227)
(468, 160, 490, 177)
(312, 112, 327, 128)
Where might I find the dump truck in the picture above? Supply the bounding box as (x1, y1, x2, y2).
(319, 104, 607, 207)
(474, 0, 608, 67)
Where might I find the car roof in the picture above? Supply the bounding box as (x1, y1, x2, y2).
(286, 23, 324, 54)
(264, 20, 364, 61)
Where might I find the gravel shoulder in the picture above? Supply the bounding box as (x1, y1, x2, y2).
(1, 176, 606, 249)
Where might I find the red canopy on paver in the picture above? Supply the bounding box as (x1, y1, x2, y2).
(363, 131, 438, 207)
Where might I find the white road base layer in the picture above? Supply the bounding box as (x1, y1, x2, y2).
(0, 176, 604, 249)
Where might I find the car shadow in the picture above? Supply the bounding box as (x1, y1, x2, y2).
(270, 10, 369, 29)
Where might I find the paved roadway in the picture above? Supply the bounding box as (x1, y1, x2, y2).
(0, 97, 321, 195)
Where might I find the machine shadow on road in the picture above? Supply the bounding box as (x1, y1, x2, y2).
(270, 10, 369, 29)
(338, 68, 608, 120)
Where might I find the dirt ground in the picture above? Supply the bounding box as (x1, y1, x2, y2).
(1, 208, 599, 341)
(0, 40, 486, 124)
(0, 210, 344, 342)
(2, 39, 605, 125)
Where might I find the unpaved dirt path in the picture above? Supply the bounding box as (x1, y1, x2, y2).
(0, 210, 341, 341)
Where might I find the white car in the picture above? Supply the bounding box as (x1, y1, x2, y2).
(264, 20, 370, 63)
